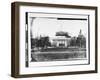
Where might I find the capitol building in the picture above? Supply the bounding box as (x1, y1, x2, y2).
(50, 31, 71, 48)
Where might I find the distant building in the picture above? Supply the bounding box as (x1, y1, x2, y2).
(77, 29, 86, 48)
(78, 29, 85, 39)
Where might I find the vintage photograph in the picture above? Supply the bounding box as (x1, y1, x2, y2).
(25, 12, 89, 66)
(12, 2, 97, 77)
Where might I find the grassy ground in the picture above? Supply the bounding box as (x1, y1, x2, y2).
(41, 47, 86, 52)
(31, 47, 86, 62)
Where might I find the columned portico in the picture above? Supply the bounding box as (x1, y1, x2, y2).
(51, 36, 70, 47)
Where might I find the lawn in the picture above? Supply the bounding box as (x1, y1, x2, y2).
(31, 47, 86, 62)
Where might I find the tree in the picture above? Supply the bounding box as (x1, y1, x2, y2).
(70, 37, 77, 46)
(31, 36, 51, 50)
(31, 38, 38, 49)
(43, 37, 51, 48)
(76, 35, 86, 48)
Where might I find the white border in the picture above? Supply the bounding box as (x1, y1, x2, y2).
(20, 6, 95, 74)
(28, 13, 89, 67)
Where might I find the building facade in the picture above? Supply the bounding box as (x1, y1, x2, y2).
(51, 36, 71, 48)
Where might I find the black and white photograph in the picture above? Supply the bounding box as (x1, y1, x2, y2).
(11, 2, 97, 77)
(25, 12, 89, 67)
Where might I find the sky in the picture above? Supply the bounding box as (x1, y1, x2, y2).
(30, 17, 88, 38)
